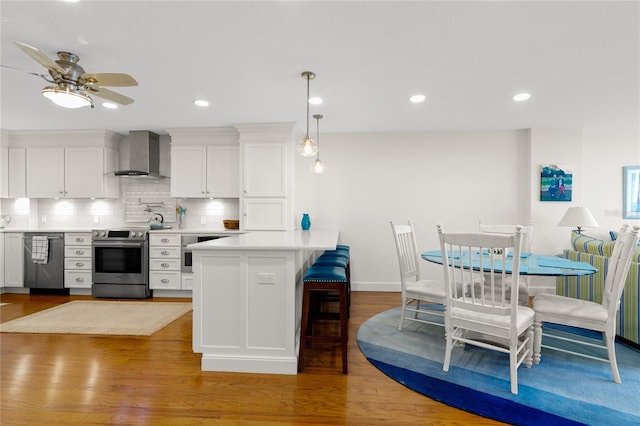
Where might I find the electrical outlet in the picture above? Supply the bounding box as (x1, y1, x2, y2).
(93, 215, 100, 224)
(258, 273, 276, 284)
(41, 215, 47, 223)
(200, 215, 206, 225)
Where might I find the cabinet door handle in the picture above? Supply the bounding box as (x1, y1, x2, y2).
(161, 250, 170, 255)
(76, 262, 84, 267)
(75, 277, 84, 283)
(161, 263, 170, 268)
(161, 238, 170, 243)
(75, 237, 84, 243)
(76, 250, 85, 255)
(161, 279, 169, 284)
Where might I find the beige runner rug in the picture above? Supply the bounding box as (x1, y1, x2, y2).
(0, 300, 192, 336)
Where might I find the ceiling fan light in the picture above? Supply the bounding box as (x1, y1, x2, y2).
(42, 86, 93, 108)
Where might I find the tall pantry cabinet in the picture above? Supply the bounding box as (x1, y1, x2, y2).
(236, 123, 298, 231)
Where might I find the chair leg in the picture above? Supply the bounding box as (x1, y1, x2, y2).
(443, 331, 453, 372)
(510, 339, 518, 394)
(398, 298, 407, 331)
(339, 284, 348, 374)
(533, 319, 542, 364)
(525, 325, 534, 368)
(605, 328, 621, 383)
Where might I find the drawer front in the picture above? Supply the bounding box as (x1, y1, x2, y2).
(64, 270, 92, 288)
(64, 233, 92, 246)
(150, 247, 180, 258)
(64, 258, 91, 270)
(65, 246, 91, 257)
(149, 234, 180, 246)
(149, 259, 180, 271)
(150, 271, 181, 289)
(181, 273, 193, 290)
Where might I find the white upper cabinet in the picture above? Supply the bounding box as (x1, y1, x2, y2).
(168, 127, 240, 199)
(10, 130, 120, 199)
(236, 123, 297, 231)
(27, 146, 118, 198)
(171, 146, 207, 197)
(206, 145, 239, 198)
(242, 143, 287, 197)
(0, 146, 7, 198)
(8, 148, 26, 198)
(26, 147, 66, 198)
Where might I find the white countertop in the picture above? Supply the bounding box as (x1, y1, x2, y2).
(187, 230, 339, 251)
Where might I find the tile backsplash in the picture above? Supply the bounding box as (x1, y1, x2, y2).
(0, 180, 239, 231)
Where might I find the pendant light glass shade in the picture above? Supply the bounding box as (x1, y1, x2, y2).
(297, 71, 318, 157)
(311, 114, 325, 174)
(42, 85, 93, 108)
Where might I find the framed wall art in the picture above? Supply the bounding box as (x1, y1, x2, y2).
(623, 166, 640, 219)
(540, 164, 572, 202)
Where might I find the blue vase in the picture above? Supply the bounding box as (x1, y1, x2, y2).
(301, 213, 311, 230)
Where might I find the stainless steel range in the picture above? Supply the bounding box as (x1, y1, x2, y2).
(92, 228, 151, 299)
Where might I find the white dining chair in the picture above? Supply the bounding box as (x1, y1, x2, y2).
(390, 221, 447, 331)
(479, 219, 534, 304)
(437, 223, 535, 394)
(533, 224, 640, 383)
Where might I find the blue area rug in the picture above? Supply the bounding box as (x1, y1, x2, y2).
(357, 307, 640, 425)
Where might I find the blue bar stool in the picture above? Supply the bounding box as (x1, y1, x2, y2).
(318, 251, 351, 313)
(298, 265, 349, 374)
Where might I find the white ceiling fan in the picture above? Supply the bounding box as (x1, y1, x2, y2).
(2, 42, 138, 108)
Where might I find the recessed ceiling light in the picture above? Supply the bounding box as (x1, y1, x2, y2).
(308, 97, 323, 105)
(194, 99, 209, 107)
(409, 94, 426, 103)
(102, 102, 118, 109)
(513, 93, 531, 102)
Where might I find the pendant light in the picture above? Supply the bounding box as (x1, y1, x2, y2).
(311, 114, 326, 174)
(297, 71, 318, 157)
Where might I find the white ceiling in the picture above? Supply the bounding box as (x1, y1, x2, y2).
(1, 1, 638, 135)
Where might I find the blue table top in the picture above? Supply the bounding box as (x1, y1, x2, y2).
(421, 250, 597, 276)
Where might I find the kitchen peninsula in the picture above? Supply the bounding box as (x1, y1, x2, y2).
(189, 229, 339, 374)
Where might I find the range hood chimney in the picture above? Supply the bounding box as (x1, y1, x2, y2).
(115, 130, 166, 178)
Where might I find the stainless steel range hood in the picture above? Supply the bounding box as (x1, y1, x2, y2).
(115, 130, 166, 178)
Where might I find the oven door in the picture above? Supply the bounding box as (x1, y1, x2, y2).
(92, 240, 148, 285)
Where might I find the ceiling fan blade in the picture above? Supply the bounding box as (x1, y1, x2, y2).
(82, 73, 138, 87)
(15, 42, 65, 74)
(0, 64, 50, 79)
(86, 85, 134, 105)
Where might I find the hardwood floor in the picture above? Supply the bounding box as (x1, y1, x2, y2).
(0, 291, 501, 425)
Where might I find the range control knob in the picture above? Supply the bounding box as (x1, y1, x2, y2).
(93, 231, 99, 237)
(137, 231, 144, 237)
(100, 232, 106, 237)
(130, 231, 136, 238)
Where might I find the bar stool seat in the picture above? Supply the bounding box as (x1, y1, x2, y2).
(299, 266, 349, 374)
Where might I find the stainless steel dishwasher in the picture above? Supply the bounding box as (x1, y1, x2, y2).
(23, 232, 65, 290)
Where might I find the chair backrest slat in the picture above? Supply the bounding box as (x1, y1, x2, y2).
(390, 221, 421, 289)
(438, 224, 523, 323)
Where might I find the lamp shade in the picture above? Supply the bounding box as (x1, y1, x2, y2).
(558, 207, 600, 233)
(42, 86, 93, 108)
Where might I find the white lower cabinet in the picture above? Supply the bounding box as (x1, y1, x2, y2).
(4, 232, 24, 287)
(0, 233, 4, 287)
(149, 233, 182, 290)
(64, 233, 92, 288)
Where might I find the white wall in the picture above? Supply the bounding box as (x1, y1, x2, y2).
(294, 128, 639, 290)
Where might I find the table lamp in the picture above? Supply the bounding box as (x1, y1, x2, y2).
(558, 206, 600, 234)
